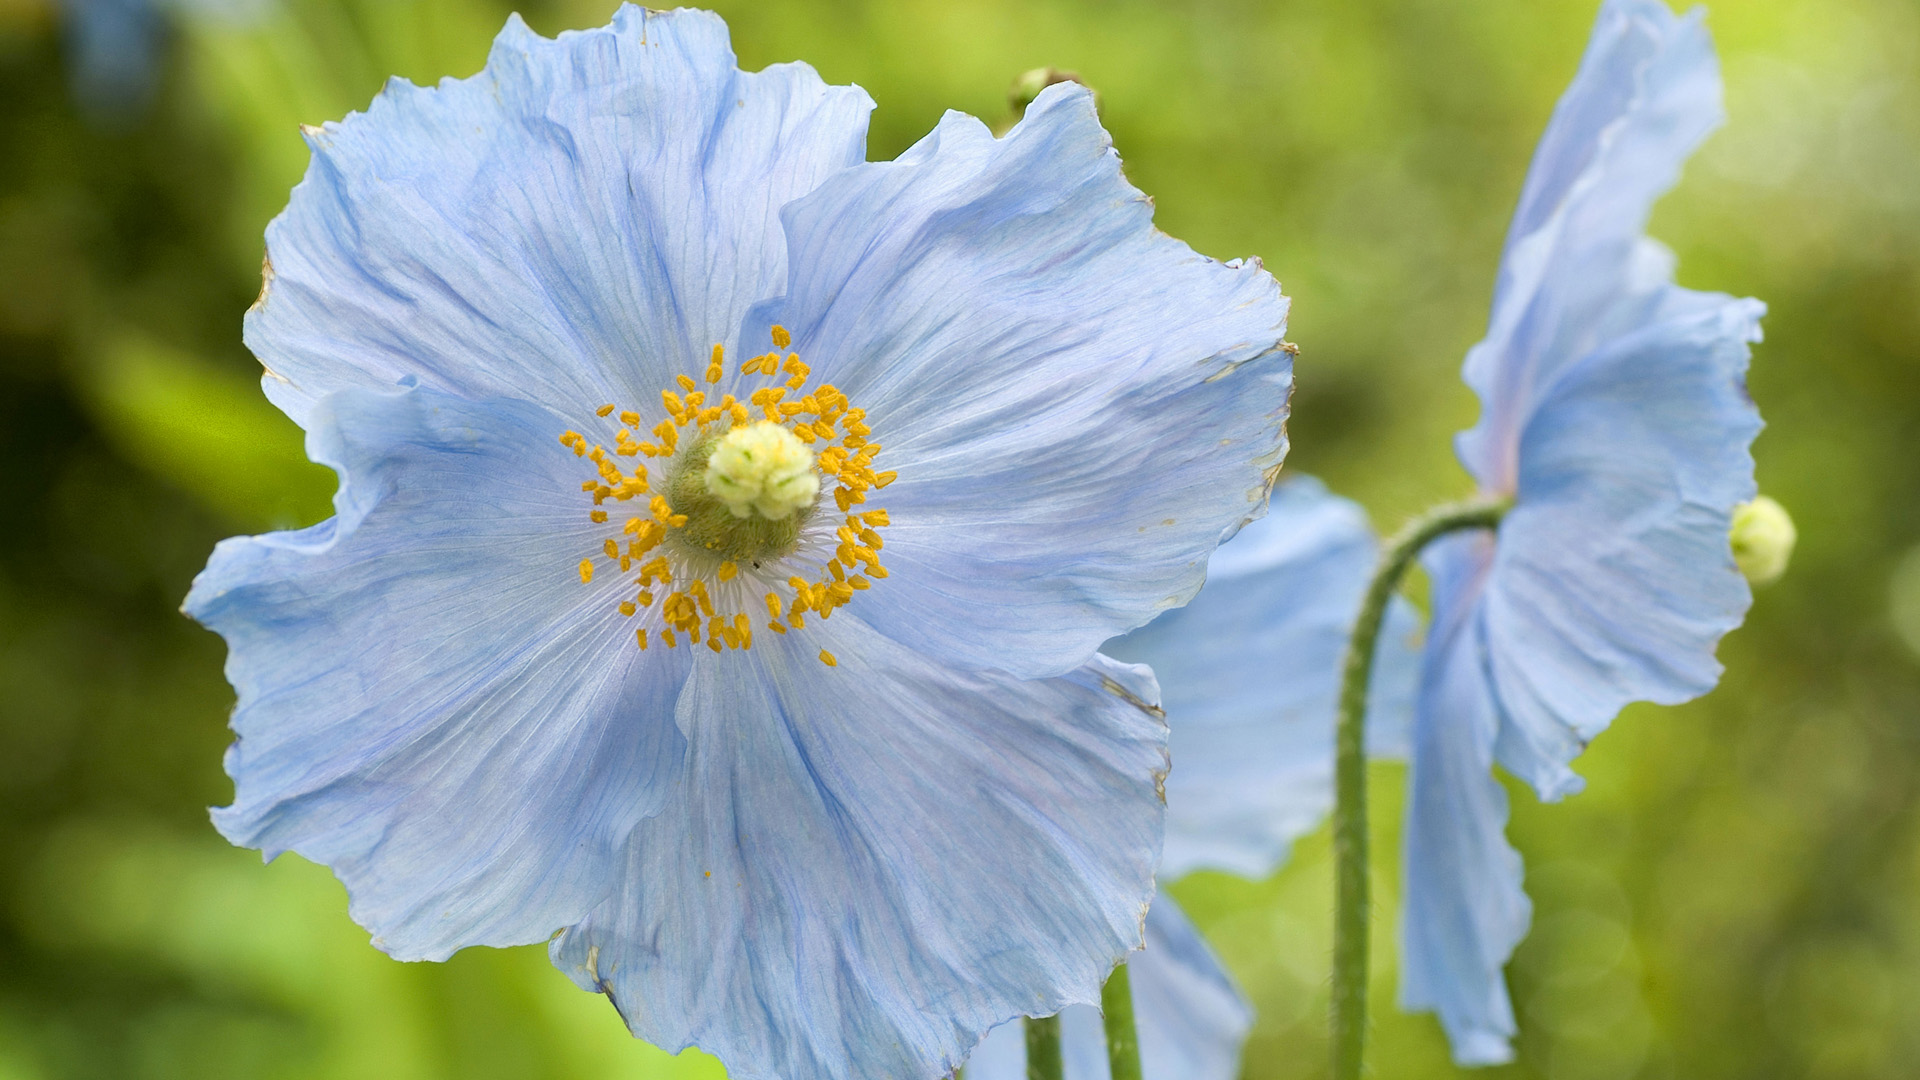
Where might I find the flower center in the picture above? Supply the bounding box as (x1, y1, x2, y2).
(557, 326, 897, 664)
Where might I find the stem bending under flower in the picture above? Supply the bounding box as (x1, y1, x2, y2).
(1331, 496, 1507, 1080)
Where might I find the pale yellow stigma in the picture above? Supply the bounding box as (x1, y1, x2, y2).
(704, 421, 821, 520)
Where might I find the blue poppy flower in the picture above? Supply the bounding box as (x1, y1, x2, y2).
(183, 8, 1294, 1080)
(958, 478, 1418, 1080)
(1399, 0, 1764, 1063)
(960, 897, 1252, 1080)
(1105, 476, 1422, 882)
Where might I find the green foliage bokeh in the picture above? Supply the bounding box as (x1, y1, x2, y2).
(1, 0, 1916, 1077)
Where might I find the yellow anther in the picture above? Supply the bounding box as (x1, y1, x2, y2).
(718, 561, 739, 582)
(874, 471, 898, 488)
(789, 611, 806, 629)
(707, 344, 725, 383)
(730, 403, 751, 426)
(637, 590, 654, 606)
(619, 601, 637, 617)
(766, 592, 785, 617)
(849, 576, 870, 590)
(859, 528, 883, 549)
(662, 391, 685, 419)
(590, 510, 608, 524)
(828, 582, 854, 604)
(771, 325, 792, 349)
(596, 404, 616, 417)
(769, 621, 788, 634)
(828, 561, 845, 582)
(818, 649, 837, 667)
(859, 509, 890, 527)
(662, 628, 677, 648)
(578, 560, 594, 583)
(603, 539, 618, 558)
(676, 374, 697, 393)
(620, 410, 640, 426)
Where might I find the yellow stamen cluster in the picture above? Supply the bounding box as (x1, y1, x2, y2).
(563, 326, 892, 664)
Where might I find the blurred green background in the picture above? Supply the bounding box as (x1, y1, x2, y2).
(1, 0, 1916, 1077)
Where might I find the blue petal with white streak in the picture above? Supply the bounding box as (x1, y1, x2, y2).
(550, 621, 1168, 1080)
(1399, 0, 1764, 1063)
(961, 896, 1252, 1080)
(247, 6, 873, 428)
(750, 82, 1293, 680)
(1104, 476, 1421, 880)
(185, 384, 691, 961)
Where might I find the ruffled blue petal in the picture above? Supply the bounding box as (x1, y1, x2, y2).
(548, 616, 1168, 1080)
(186, 384, 689, 961)
(248, 5, 872, 428)
(1487, 290, 1761, 797)
(1456, 0, 1725, 492)
(958, 896, 1252, 1080)
(1399, 535, 1527, 1066)
(1400, 2, 1764, 1065)
(1104, 476, 1419, 879)
(748, 82, 1293, 680)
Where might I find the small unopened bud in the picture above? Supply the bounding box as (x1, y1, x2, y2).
(1008, 67, 1085, 120)
(1731, 495, 1796, 587)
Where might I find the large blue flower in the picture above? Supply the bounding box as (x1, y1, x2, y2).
(1399, 0, 1764, 1063)
(183, 8, 1293, 1080)
(958, 478, 1420, 1080)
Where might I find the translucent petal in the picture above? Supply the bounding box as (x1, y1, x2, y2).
(1487, 294, 1762, 798)
(749, 83, 1293, 679)
(1399, 535, 1527, 1066)
(248, 7, 872, 427)
(1457, 0, 1725, 492)
(1104, 477, 1419, 880)
(550, 617, 1168, 1080)
(1401, 2, 1764, 1063)
(186, 385, 689, 960)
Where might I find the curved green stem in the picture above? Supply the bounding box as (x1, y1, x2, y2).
(1102, 963, 1142, 1080)
(1332, 496, 1507, 1080)
(1025, 1014, 1062, 1080)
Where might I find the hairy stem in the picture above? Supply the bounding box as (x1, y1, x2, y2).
(1332, 496, 1507, 1080)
